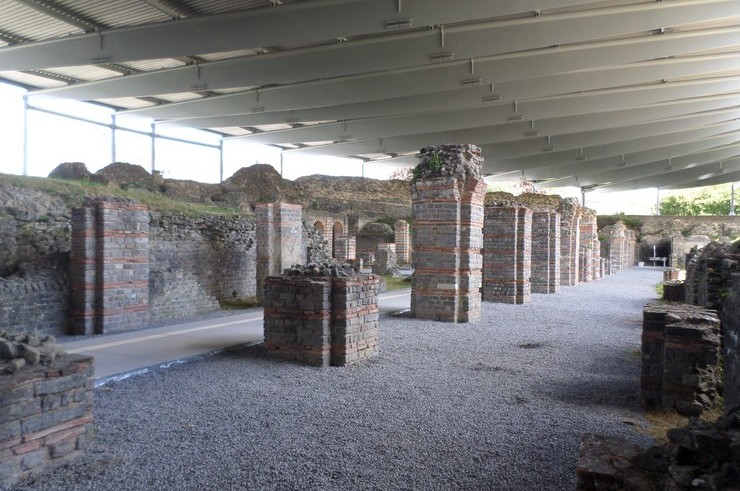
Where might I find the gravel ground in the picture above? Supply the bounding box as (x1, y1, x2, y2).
(12, 268, 662, 491)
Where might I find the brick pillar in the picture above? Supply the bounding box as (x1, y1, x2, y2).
(69, 198, 149, 335)
(482, 195, 532, 304)
(549, 210, 561, 293)
(394, 220, 411, 263)
(530, 209, 552, 294)
(333, 236, 355, 261)
(331, 275, 380, 365)
(410, 144, 485, 323)
(579, 209, 597, 283)
(255, 202, 303, 302)
(263, 276, 332, 367)
(559, 199, 581, 286)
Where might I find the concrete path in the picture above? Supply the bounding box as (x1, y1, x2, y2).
(62, 289, 412, 383)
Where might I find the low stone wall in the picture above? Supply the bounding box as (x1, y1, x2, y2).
(0, 354, 94, 489)
(263, 272, 379, 367)
(721, 272, 740, 410)
(0, 256, 69, 336)
(577, 406, 740, 490)
(641, 303, 721, 416)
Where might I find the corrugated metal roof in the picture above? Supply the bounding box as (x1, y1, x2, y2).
(53, 0, 171, 28)
(0, 0, 83, 42)
(0, 70, 67, 88)
(46, 65, 122, 81)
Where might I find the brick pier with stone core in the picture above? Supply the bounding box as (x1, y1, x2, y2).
(263, 269, 380, 367)
(482, 193, 533, 304)
(517, 194, 562, 295)
(559, 199, 581, 287)
(394, 220, 411, 264)
(410, 144, 486, 323)
(255, 202, 304, 303)
(69, 198, 150, 335)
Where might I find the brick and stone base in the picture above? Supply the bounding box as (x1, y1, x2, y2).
(255, 202, 304, 303)
(0, 354, 94, 489)
(263, 273, 379, 367)
(641, 303, 721, 416)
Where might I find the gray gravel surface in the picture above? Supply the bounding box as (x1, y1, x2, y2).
(11, 268, 662, 491)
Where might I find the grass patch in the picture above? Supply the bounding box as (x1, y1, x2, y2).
(0, 173, 246, 217)
(639, 406, 725, 445)
(383, 275, 410, 291)
(655, 282, 664, 297)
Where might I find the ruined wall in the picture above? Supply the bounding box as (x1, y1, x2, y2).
(355, 222, 395, 260)
(722, 273, 740, 410)
(149, 213, 257, 312)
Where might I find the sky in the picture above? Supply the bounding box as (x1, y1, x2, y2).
(0, 80, 723, 215)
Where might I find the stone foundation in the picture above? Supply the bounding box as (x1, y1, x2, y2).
(0, 354, 94, 489)
(641, 303, 721, 416)
(263, 273, 379, 367)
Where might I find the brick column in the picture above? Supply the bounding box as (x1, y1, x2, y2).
(333, 236, 355, 261)
(410, 144, 485, 323)
(69, 198, 149, 335)
(331, 275, 380, 365)
(255, 202, 303, 302)
(559, 199, 581, 286)
(578, 209, 597, 283)
(529, 209, 557, 294)
(482, 194, 532, 304)
(548, 210, 561, 293)
(394, 220, 411, 263)
(263, 276, 332, 367)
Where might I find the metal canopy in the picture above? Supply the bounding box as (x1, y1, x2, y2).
(2, 0, 740, 190)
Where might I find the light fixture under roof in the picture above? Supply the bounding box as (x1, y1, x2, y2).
(428, 52, 454, 62)
(506, 114, 524, 121)
(385, 18, 413, 29)
(482, 95, 502, 102)
(523, 130, 539, 137)
(460, 77, 482, 87)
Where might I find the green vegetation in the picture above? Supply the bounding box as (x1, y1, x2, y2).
(659, 185, 734, 216)
(383, 274, 410, 291)
(656, 282, 664, 297)
(0, 173, 246, 217)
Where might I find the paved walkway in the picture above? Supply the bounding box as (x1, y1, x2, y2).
(63, 289, 412, 384)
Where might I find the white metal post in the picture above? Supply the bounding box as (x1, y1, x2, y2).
(22, 94, 29, 176)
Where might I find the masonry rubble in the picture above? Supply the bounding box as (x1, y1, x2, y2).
(0, 330, 94, 489)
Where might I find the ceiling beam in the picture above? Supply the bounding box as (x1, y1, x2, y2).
(14, 0, 101, 32)
(522, 133, 740, 181)
(117, 26, 740, 120)
(0, 0, 607, 71)
(31, 0, 740, 100)
(593, 159, 740, 191)
(541, 143, 740, 187)
(283, 105, 740, 158)
(488, 122, 740, 172)
(664, 169, 740, 189)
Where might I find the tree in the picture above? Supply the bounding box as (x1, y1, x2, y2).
(659, 186, 731, 215)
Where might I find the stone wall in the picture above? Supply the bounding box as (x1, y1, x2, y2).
(722, 273, 740, 410)
(0, 354, 94, 489)
(641, 303, 721, 416)
(263, 272, 379, 367)
(355, 222, 394, 260)
(147, 212, 259, 322)
(0, 255, 69, 336)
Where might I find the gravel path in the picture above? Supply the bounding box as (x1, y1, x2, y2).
(12, 268, 662, 491)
